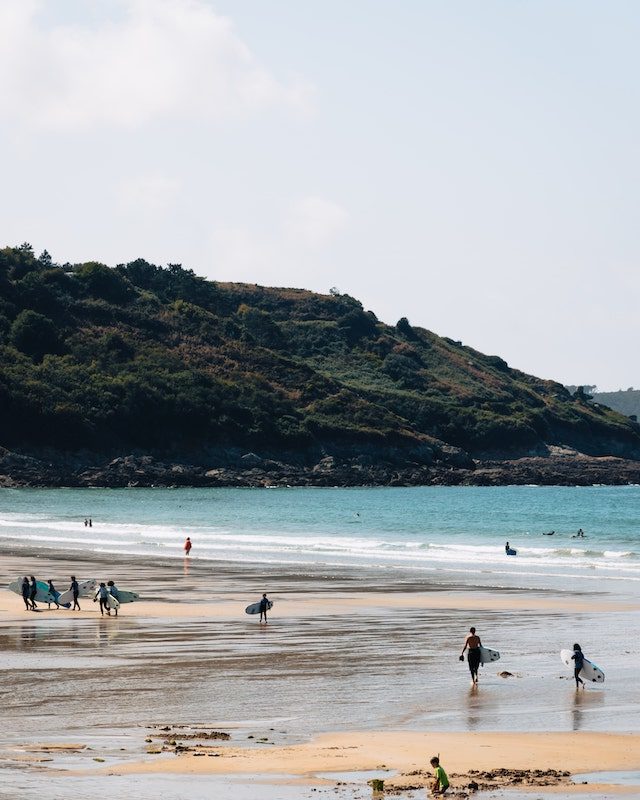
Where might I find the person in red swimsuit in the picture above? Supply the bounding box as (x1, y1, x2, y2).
(184, 536, 192, 556)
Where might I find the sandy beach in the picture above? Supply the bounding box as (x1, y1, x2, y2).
(2, 542, 640, 799)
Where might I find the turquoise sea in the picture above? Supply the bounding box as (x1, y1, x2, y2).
(1, 485, 639, 596)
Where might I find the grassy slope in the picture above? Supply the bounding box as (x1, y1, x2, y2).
(1, 244, 638, 464)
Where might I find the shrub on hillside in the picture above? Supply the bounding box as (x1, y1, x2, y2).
(10, 310, 62, 361)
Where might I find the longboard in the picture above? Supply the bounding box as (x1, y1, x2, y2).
(58, 579, 98, 606)
(245, 600, 273, 615)
(560, 649, 605, 683)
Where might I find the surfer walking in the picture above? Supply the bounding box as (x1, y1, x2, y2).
(259, 593, 270, 624)
(107, 581, 120, 616)
(460, 626, 482, 685)
(70, 576, 80, 611)
(94, 583, 110, 616)
(29, 576, 38, 610)
(21, 576, 31, 611)
(571, 643, 585, 689)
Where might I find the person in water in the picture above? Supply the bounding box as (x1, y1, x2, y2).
(69, 576, 80, 611)
(21, 576, 31, 611)
(460, 626, 482, 685)
(259, 593, 270, 623)
(430, 756, 450, 794)
(94, 583, 111, 616)
(184, 537, 192, 556)
(29, 576, 38, 610)
(107, 581, 120, 616)
(48, 580, 61, 610)
(571, 643, 585, 689)
(505, 541, 511, 554)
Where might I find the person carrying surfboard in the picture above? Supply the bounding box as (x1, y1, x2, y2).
(460, 627, 482, 685)
(259, 593, 270, 623)
(571, 643, 585, 689)
(70, 576, 80, 611)
(94, 583, 111, 616)
(107, 581, 120, 617)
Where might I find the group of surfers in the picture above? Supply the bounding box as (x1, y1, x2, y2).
(19, 576, 122, 615)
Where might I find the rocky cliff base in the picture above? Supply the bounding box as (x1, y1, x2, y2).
(1, 446, 639, 488)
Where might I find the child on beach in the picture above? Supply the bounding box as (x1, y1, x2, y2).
(430, 756, 449, 795)
(571, 643, 585, 689)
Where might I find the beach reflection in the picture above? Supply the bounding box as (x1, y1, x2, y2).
(570, 688, 605, 732)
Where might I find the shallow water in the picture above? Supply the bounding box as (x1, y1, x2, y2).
(1, 486, 640, 598)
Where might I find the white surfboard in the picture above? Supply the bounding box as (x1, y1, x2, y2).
(245, 600, 273, 615)
(479, 646, 500, 665)
(560, 649, 605, 683)
(106, 594, 121, 611)
(8, 579, 69, 607)
(58, 579, 98, 606)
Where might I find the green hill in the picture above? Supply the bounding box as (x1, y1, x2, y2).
(593, 389, 640, 420)
(1, 243, 639, 486)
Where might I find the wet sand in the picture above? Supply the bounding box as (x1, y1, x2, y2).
(1, 549, 640, 799)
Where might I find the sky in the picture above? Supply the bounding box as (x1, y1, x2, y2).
(1, 0, 638, 390)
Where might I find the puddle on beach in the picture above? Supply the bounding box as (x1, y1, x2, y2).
(573, 770, 640, 786)
(316, 769, 397, 783)
(0, 769, 368, 800)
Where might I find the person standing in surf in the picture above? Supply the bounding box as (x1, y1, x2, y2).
(259, 593, 270, 624)
(184, 536, 192, 556)
(571, 643, 585, 689)
(70, 576, 80, 611)
(460, 627, 482, 685)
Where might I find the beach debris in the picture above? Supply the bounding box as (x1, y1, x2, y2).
(93, 757, 105, 762)
(498, 671, 514, 678)
(368, 778, 384, 791)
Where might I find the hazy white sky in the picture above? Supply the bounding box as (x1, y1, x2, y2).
(1, 0, 638, 390)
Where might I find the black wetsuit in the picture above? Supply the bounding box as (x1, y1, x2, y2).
(21, 580, 30, 609)
(29, 581, 38, 608)
(572, 649, 584, 685)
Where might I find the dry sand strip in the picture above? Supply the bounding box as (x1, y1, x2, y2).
(99, 731, 640, 782)
(1, 589, 637, 621)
